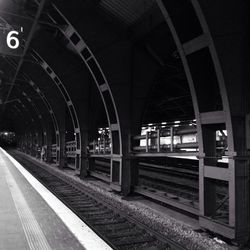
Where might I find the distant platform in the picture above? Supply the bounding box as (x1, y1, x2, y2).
(0, 147, 112, 250)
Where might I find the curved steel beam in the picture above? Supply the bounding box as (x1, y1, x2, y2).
(30, 49, 82, 170)
(3, 0, 47, 108)
(16, 99, 41, 155)
(22, 91, 47, 147)
(0, 15, 60, 163)
(47, 4, 122, 160)
(156, 0, 240, 240)
(5, 57, 61, 163)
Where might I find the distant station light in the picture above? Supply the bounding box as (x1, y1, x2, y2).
(0, 131, 16, 145)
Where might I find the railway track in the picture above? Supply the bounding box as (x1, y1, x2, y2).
(138, 160, 199, 204)
(93, 158, 228, 221)
(93, 158, 199, 201)
(137, 160, 228, 224)
(10, 151, 187, 250)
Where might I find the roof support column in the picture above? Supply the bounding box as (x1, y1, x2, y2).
(79, 129, 88, 178)
(57, 104, 66, 168)
(45, 128, 52, 163)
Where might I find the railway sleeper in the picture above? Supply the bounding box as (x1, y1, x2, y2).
(112, 235, 156, 247)
(89, 216, 126, 225)
(67, 201, 99, 208)
(61, 194, 91, 200)
(96, 220, 135, 231)
(58, 193, 85, 198)
(78, 208, 111, 216)
(107, 230, 144, 239)
(86, 217, 121, 225)
(66, 202, 98, 208)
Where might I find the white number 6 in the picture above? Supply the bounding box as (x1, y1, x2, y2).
(7, 31, 20, 49)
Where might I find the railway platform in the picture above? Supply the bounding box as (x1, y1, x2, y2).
(0, 147, 111, 250)
(5, 148, 238, 250)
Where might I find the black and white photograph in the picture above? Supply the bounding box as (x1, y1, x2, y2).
(0, 0, 249, 249)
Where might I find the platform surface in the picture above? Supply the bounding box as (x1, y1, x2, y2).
(0, 148, 112, 250)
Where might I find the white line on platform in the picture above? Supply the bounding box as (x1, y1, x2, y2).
(2, 155, 51, 250)
(1, 148, 113, 250)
